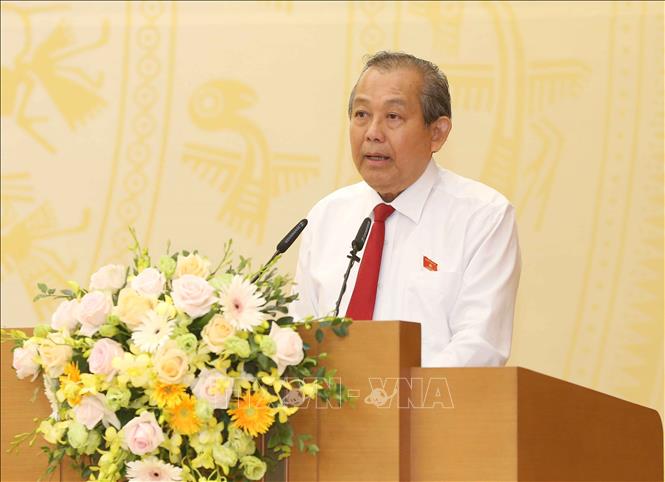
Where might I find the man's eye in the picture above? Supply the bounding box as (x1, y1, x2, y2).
(387, 113, 400, 120)
(354, 111, 368, 118)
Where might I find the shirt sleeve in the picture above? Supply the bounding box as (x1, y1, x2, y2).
(288, 211, 319, 322)
(434, 202, 521, 367)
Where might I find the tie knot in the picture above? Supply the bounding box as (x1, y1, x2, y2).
(373, 203, 395, 223)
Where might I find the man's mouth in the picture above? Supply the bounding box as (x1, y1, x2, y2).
(364, 154, 391, 161)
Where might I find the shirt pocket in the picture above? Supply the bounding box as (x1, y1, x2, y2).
(407, 268, 462, 324)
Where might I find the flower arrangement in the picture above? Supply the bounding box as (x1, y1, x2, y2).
(2, 230, 351, 482)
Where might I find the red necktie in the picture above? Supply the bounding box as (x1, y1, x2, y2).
(346, 203, 395, 320)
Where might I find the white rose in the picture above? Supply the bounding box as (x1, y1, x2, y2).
(12, 342, 40, 381)
(73, 393, 120, 430)
(130, 268, 166, 298)
(114, 288, 157, 330)
(38, 340, 73, 378)
(268, 323, 304, 375)
(174, 253, 211, 279)
(89, 264, 126, 292)
(172, 275, 217, 318)
(51, 299, 80, 331)
(191, 369, 234, 409)
(77, 291, 112, 337)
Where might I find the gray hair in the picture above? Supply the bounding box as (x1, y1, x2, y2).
(347, 51, 452, 124)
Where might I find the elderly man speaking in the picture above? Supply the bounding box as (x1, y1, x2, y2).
(290, 51, 521, 367)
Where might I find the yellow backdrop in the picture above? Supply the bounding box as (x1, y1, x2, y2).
(1, 1, 662, 420)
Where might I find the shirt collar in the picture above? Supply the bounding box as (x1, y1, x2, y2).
(390, 160, 439, 223)
(358, 160, 438, 223)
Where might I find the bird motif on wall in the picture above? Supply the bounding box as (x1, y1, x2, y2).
(1, 172, 89, 319)
(1, 3, 109, 153)
(183, 79, 319, 241)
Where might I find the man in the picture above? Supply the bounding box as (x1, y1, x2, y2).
(290, 51, 521, 367)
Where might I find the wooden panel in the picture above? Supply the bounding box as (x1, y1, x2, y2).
(289, 320, 421, 481)
(409, 367, 518, 481)
(517, 367, 664, 481)
(1, 330, 58, 482)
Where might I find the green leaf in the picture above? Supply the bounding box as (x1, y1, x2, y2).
(37, 283, 48, 293)
(257, 353, 273, 371)
(315, 328, 324, 343)
(307, 443, 320, 455)
(297, 434, 312, 452)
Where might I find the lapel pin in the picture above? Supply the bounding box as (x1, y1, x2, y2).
(423, 256, 438, 272)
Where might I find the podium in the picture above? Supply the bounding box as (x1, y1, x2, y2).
(288, 321, 663, 481)
(1, 322, 663, 481)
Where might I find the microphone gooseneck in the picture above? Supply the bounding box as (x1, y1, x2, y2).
(251, 218, 308, 283)
(333, 217, 371, 317)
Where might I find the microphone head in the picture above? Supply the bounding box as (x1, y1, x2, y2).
(276, 218, 308, 253)
(351, 217, 372, 252)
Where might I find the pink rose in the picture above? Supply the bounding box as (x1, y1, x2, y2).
(89, 264, 127, 292)
(191, 369, 234, 409)
(73, 393, 120, 430)
(172, 275, 217, 318)
(131, 268, 166, 298)
(51, 299, 79, 331)
(77, 291, 112, 336)
(122, 412, 165, 455)
(268, 323, 304, 375)
(88, 338, 124, 379)
(12, 342, 40, 381)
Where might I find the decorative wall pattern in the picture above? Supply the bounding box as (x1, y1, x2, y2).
(1, 1, 662, 419)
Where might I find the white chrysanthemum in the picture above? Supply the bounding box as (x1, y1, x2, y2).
(219, 275, 266, 331)
(131, 311, 174, 353)
(43, 377, 59, 421)
(126, 456, 182, 482)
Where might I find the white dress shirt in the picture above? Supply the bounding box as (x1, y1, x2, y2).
(290, 160, 521, 367)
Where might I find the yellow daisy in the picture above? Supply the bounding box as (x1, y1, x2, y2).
(151, 381, 187, 409)
(228, 390, 276, 437)
(60, 362, 81, 383)
(166, 394, 202, 435)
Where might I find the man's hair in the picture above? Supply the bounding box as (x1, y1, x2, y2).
(347, 51, 452, 125)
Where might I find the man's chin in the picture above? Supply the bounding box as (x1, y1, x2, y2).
(360, 176, 402, 202)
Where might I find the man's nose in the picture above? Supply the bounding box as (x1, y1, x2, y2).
(365, 118, 385, 142)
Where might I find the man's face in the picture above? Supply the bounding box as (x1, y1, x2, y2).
(349, 67, 449, 202)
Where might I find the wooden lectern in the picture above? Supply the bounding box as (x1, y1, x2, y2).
(1, 322, 663, 481)
(289, 321, 663, 481)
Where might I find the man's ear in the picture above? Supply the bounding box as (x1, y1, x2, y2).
(430, 116, 452, 154)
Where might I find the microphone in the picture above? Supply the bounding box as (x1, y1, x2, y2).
(352, 218, 371, 253)
(333, 217, 371, 317)
(251, 219, 308, 283)
(277, 219, 308, 254)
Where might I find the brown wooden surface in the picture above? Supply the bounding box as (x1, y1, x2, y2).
(289, 320, 421, 481)
(517, 367, 663, 481)
(409, 367, 519, 481)
(1, 329, 57, 482)
(410, 367, 663, 481)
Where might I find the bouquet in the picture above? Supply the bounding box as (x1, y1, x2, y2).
(2, 230, 351, 481)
